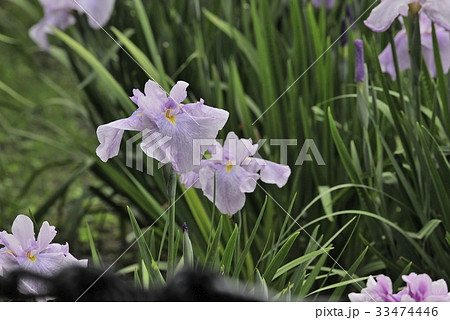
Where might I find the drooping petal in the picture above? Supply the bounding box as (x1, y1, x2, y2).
(259, 160, 291, 188)
(169, 81, 189, 105)
(75, 0, 116, 29)
(378, 29, 410, 80)
(0, 248, 19, 277)
(36, 222, 57, 253)
(96, 110, 151, 162)
(364, 0, 412, 32)
(29, 10, 76, 50)
(349, 275, 395, 302)
(181, 100, 229, 133)
(199, 165, 258, 214)
(422, 0, 450, 31)
(11, 215, 35, 251)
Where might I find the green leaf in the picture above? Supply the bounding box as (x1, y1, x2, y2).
(233, 197, 267, 278)
(273, 246, 333, 280)
(309, 277, 370, 296)
(127, 206, 165, 287)
(111, 27, 165, 85)
(254, 269, 269, 300)
(0, 80, 34, 108)
(221, 224, 238, 275)
(318, 185, 333, 221)
(330, 247, 368, 301)
(180, 184, 210, 243)
(132, 0, 168, 90)
(85, 222, 101, 268)
(51, 28, 134, 112)
(299, 251, 329, 296)
(205, 215, 223, 268)
(407, 219, 441, 240)
(393, 261, 413, 292)
(263, 232, 299, 284)
(202, 8, 260, 78)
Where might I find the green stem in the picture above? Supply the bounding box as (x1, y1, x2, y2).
(166, 166, 177, 280)
(407, 11, 422, 123)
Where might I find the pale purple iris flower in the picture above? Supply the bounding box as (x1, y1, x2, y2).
(349, 273, 450, 302)
(364, 0, 450, 33)
(179, 131, 291, 214)
(311, 0, 335, 10)
(96, 80, 229, 174)
(348, 275, 400, 302)
(397, 273, 450, 302)
(378, 14, 450, 79)
(29, 0, 116, 50)
(0, 215, 87, 296)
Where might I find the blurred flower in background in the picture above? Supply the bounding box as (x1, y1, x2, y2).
(0, 215, 87, 296)
(29, 0, 116, 50)
(349, 273, 450, 302)
(364, 0, 450, 32)
(378, 14, 450, 79)
(180, 131, 291, 214)
(311, 0, 335, 10)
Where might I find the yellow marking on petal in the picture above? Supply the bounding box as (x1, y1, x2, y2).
(409, 3, 421, 15)
(137, 113, 143, 117)
(165, 109, 176, 124)
(1, 250, 13, 254)
(178, 104, 183, 108)
(26, 251, 36, 262)
(226, 160, 233, 172)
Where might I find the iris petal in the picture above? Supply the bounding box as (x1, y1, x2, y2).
(364, 0, 412, 32)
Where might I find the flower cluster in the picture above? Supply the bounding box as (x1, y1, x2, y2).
(0, 215, 87, 296)
(96, 81, 291, 215)
(349, 273, 450, 302)
(30, 0, 116, 50)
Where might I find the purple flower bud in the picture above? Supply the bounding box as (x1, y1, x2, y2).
(345, 4, 354, 22)
(354, 39, 365, 82)
(182, 222, 189, 235)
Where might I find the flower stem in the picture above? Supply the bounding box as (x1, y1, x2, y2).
(165, 165, 177, 280)
(407, 11, 422, 123)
